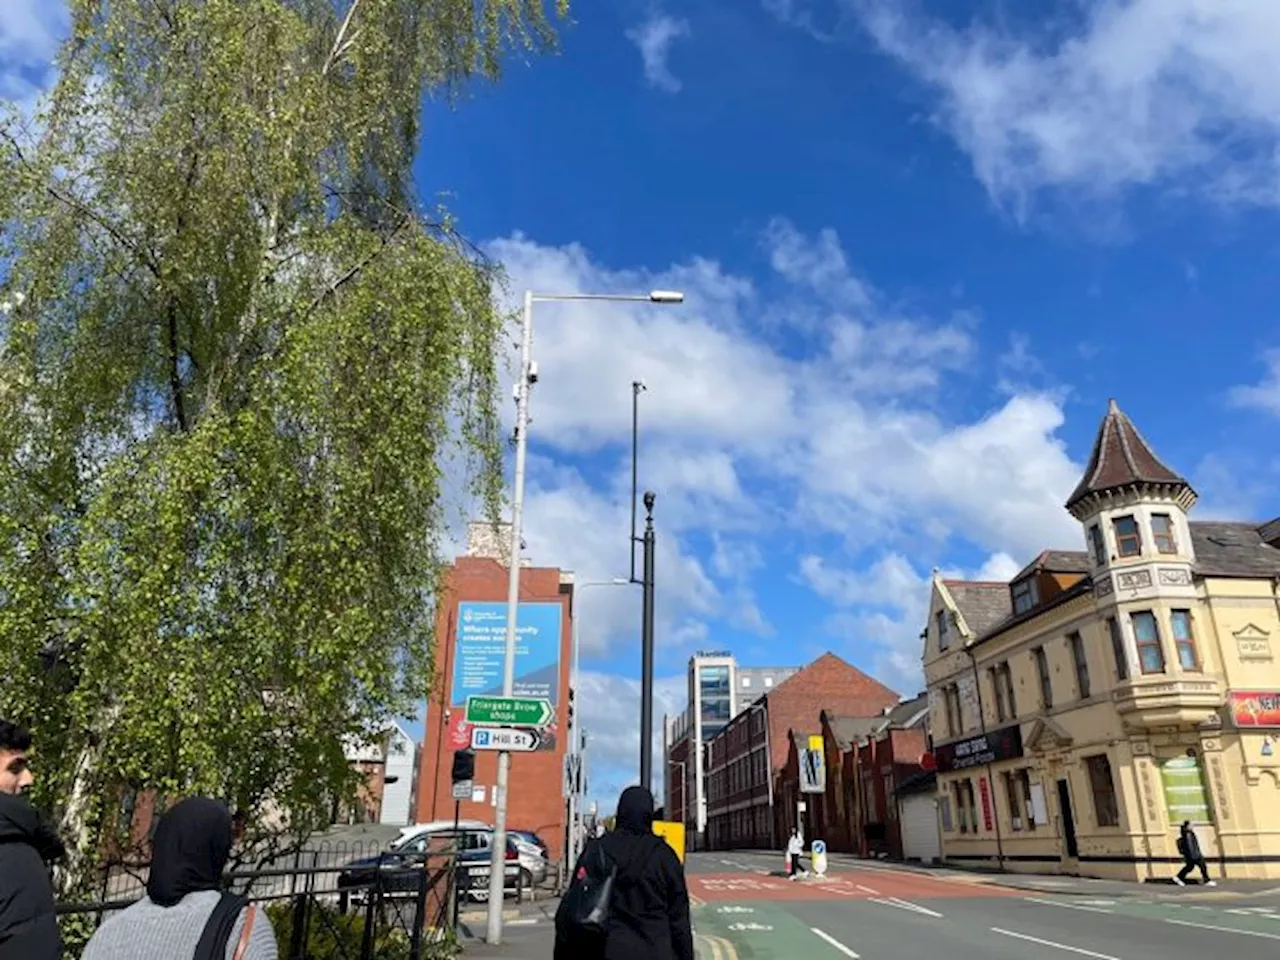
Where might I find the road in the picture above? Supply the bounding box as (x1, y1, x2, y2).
(685, 851, 1280, 960)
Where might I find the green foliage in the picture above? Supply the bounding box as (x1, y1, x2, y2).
(265, 900, 459, 960)
(0, 0, 565, 892)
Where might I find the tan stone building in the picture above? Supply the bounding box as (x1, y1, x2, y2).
(922, 399, 1280, 880)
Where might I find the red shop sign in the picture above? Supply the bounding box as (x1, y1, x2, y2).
(978, 776, 994, 832)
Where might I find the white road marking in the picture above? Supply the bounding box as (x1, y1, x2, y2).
(855, 884, 881, 895)
(868, 896, 943, 918)
(1165, 917, 1280, 940)
(1023, 896, 1113, 914)
(811, 927, 860, 957)
(991, 927, 1121, 959)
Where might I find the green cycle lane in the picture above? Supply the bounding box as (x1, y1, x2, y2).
(692, 900, 858, 959)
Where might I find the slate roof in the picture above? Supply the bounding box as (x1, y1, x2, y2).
(1191, 522, 1280, 578)
(823, 715, 885, 751)
(1066, 399, 1192, 512)
(1012, 549, 1092, 583)
(882, 692, 929, 729)
(943, 580, 1012, 637)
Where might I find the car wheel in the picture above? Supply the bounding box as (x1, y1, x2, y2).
(519, 868, 533, 890)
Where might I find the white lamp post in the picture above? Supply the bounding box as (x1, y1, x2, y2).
(486, 289, 683, 944)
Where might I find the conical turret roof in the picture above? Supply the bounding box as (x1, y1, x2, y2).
(1065, 399, 1194, 515)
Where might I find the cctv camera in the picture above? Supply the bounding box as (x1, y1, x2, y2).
(528, 361, 539, 384)
(643, 490, 656, 512)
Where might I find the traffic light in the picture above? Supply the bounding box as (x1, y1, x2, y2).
(452, 748, 475, 783)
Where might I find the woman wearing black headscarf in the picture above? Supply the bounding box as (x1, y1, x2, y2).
(83, 797, 277, 960)
(555, 785, 694, 960)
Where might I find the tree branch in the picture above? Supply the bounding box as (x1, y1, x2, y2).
(323, 0, 363, 75)
(303, 214, 410, 320)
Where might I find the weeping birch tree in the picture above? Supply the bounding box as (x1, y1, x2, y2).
(0, 0, 564, 892)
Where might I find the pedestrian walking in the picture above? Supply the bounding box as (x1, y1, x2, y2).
(786, 828, 804, 879)
(1173, 821, 1215, 886)
(554, 785, 694, 960)
(0, 719, 64, 960)
(82, 796, 277, 960)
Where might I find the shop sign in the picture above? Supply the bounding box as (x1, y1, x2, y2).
(935, 724, 1024, 773)
(1228, 690, 1280, 729)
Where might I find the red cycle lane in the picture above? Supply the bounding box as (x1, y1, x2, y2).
(689, 866, 1021, 904)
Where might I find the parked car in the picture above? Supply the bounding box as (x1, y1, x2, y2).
(508, 830, 549, 886)
(336, 826, 520, 904)
(391, 818, 490, 849)
(453, 829, 524, 901)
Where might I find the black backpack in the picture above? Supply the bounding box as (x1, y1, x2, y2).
(558, 840, 618, 935)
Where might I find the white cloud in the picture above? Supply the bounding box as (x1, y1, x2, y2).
(1228, 349, 1280, 417)
(799, 547, 1025, 694)
(0, 0, 66, 119)
(850, 0, 1280, 212)
(577, 670, 686, 808)
(484, 221, 1084, 663)
(626, 13, 691, 93)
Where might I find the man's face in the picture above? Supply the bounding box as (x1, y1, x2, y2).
(0, 748, 32, 796)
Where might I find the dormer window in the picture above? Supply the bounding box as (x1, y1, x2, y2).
(1088, 524, 1106, 565)
(1012, 577, 1038, 615)
(1112, 515, 1141, 557)
(1151, 514, 1177, 554)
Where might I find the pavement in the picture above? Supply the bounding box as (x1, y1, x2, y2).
(451, 851, 1280, 958)
(684, 850, 1280, 959)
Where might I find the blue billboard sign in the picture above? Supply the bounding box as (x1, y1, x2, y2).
(451, 602, 563, 710)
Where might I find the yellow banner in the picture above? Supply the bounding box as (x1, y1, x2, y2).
(652, 820, 686, 863)
(808, 734, 823, 751)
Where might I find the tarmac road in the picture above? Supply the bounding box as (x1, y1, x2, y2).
(684, 851, 1280, 960)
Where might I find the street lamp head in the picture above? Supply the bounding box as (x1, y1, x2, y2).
(611, 577, 627, 584)
(648, 290, 684, 304)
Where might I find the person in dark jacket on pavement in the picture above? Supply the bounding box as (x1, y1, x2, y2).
(0, 719, 65, 960)
(1174, 820, 1215, 886)
(554, 785, 694, 960)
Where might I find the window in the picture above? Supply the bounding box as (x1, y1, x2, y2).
(1107, 617, 1129, 681)
(952, 780, 977, 833)
(1089, 524, 1107, 565)
(1085, 755, 1120, 827)
(1131, 611, 1165, 674)
(990, 662, 1016, 723)
(1069, 632, 1090, 699)
(1171, 610, 1200, 671)
(1113, 515, 1142, 557)
(1034, 647, 1053, 708)
(741, 677, 751, 688)
(936, 609, 949, 649)
(1003, 770, 1034, 831)
(764, 677, 773, 687)
(1012, 577, 1038, 615)
(944, 684, 964, 737)
(1152, 513, 1177, 554)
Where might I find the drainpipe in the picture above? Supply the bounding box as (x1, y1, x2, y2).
(964, 645, 1006, 871)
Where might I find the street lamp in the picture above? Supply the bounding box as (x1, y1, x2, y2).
(486, 288, 683, 944)
(566, 577, 628, 871)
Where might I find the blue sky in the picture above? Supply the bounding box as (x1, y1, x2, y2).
(7, 0, 1280, 813)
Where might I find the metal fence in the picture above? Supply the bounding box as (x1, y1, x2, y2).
(57, 846, 461, 960)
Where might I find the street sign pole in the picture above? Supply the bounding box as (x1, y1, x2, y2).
(486, 290, 535, 943)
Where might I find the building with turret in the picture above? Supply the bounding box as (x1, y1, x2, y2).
(921, 399, 1280, 880)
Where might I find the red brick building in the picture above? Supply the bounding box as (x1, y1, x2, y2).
(413, 523, 574, 864)
(848, 695, 929, 859)
(704, 652, 898, 850)
(776, 695, 930, 856)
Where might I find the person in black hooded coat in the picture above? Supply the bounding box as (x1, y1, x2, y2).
(0, 793, 65, 960)
(554, 786, 694, 960)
